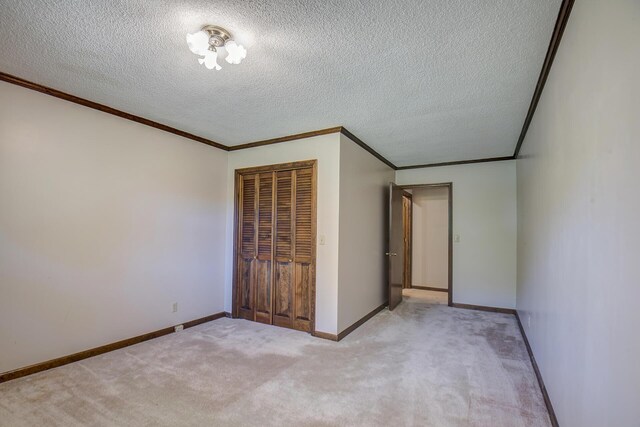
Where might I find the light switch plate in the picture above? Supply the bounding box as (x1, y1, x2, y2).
(319, 234, 326, 245)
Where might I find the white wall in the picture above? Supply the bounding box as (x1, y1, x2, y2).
(0, 82, 228, 373)
(337, 134, 395, 332)
(396, 161, 517, 309)
(225, 134, 341, 334)
(411, 187, 449, 289)
(516, 1, 640, 425)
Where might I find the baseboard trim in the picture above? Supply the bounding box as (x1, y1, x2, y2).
(311, 302, 388, 343)
(311, 331, 339, 341)
(452, 303, 557, 424)
(0, 311, 229, 384)
(451, 303, 516, 315)
(412, 286, 448, 293)
(338, 302, 388, 341)
(515, 311, 559, 427)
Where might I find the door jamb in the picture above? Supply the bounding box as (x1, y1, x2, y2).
(399, 183, 453, 306)
(402, 191, 413, 289)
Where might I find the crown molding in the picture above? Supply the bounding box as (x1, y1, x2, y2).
(228, 126, 399, 170)
(513, 0, 575, 158)
(0, 71, 228, 151)
(227, 127, 343, 151)
(0, 72, 397, 168)
(396, 156, 514, 170)
(2, 0, 575, 170)
(339, 127, 397, 169)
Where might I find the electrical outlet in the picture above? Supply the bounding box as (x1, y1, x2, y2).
(174, 325, 184, 333)
(172, 302, 178, 313)
(454, 234, 460, 243)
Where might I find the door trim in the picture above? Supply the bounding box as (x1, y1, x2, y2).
(232, 160, 317, 333)
(399, 183, 453, 306)
(402, 191, 413, 289)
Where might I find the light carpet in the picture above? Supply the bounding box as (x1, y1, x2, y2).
(0, 290, 550, 426)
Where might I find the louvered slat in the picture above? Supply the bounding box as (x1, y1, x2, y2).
(295, 168, 313, 259)
(258, 173, 273, 256)
(275, 171, 293, 258)
(241, 175, 256, 256)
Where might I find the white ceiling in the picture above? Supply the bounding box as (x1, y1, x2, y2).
(0, 0, 561, 166)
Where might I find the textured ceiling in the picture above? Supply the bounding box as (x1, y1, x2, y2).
(0, 0, 561, 166)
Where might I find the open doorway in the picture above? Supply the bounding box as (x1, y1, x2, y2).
(401, 184, 452, 306)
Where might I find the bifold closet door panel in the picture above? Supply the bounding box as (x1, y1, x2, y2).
(273, 170, 295, 329)
(238, 174, 257, 321)
(255, 172, 274, 324)
(293, 167, 314, 332)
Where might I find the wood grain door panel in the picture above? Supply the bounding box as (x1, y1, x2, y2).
(255, 260, 272, 324)
(293, 261, 313, 332)
(238, 257, 255, 320)
(273, 261, 294, 328)
(388, 182, 404, 310)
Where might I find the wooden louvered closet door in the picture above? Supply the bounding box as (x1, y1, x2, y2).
(234, 161, 316, 333)
(237, 174, 257, 321)
(273, 170, 294, 328)
(292, 167, 314, 332)
(255, 172, 275, 324)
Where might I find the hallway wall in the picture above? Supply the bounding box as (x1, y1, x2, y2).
(411, 187, 449, 290)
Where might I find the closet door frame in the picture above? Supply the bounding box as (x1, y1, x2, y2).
(232, 159, 317, 334)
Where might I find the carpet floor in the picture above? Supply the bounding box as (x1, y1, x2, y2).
(0, 290, 550, 426)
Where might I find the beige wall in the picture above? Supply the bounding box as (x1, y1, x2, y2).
(0, 80, 522, 374)
(225, 134, 341, 335)
(516, 1, 640, 425)
(0, 81, 228, 373)
(411, 187, 449, 290)
(337, 134, 395, 333)
(396, 161, 517, 309)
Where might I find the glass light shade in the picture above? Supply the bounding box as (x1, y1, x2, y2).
(186, 30, 210, 56)
(224, 40, 247, 64)
(198, 50, 221, 70)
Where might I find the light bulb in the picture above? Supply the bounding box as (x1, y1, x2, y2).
(225, 40, 247, 64)
(198, 50, 221, 70)
(186, 31, 210, 56)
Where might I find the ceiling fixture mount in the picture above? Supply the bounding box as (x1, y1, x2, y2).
(186, 25, 247, 71)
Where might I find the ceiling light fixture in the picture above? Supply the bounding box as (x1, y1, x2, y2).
(186, 25, 247, 70)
